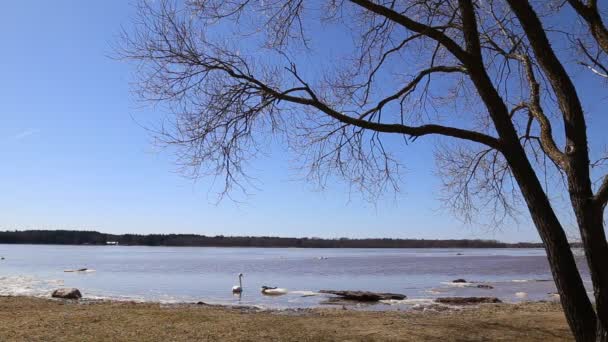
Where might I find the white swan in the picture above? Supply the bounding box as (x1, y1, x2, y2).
(261, 285, 288, 296)
(232, 273, 244, 294)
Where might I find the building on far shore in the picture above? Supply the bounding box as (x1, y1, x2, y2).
(106, 241, 118, 245)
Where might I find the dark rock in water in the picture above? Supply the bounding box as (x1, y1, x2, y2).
(435, 297, 501, 305)
(64, 268, 94, 273)
(319, 290, 406, 302)
(456, 253, 464, 256)
(52, 288, 82, 300)
(452, 279, 468, 283)
(476, 284, 494, 289)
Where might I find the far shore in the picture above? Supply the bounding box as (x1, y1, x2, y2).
(0, 230, 549, 249)
(0, 296, 572, 341)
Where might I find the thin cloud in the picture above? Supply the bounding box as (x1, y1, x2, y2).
(14, 129, 40, 140)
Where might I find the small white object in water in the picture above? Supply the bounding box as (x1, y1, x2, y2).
(425, 289, 442, 295)
(515, 292, 528, 298)
(441, 281, 473, 288)
(261, 286, 288, 295)
(289, 290, 317, 297)
(381, 298, 434, 306)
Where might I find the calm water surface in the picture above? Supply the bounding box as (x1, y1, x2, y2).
(0, 245, 590, 309)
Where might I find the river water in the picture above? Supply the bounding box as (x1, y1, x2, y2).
(0, 245, 590, 309)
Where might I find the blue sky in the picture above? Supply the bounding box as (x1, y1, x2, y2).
(1, 1, 606, 242)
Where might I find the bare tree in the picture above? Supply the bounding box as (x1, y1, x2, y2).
(120, 1, 608, 340)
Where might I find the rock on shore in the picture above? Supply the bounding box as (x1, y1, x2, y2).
(319, 290, 406, 302)
(51, 288, 82, 300)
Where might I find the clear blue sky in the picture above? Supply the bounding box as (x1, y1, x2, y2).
(1, 1, 606, 242)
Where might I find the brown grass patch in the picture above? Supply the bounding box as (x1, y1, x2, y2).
(0, 297, 572, 341)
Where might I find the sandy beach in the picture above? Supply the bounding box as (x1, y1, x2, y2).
(0, 296, 572, 341)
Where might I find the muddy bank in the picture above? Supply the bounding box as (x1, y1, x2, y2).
(0, 296, 572, 341)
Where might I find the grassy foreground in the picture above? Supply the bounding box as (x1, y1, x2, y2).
(0, 296, 572, 341)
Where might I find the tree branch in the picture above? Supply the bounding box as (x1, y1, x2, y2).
(348, 0, 470, 63)
(458, 0, 482, 57)
(596, 175, 608, 208)
(567, 0, 608, 55)
(265, 84, 502, 149)
(577, 38, 608, 78)
(358, 65, 467, 119)
(507, 0, 589, 161)
(520, 55, 566, 167)
(196, 57, 501, 149)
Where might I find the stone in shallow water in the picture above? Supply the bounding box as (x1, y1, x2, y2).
(452, 279, 468, 283)
(319, 290, 406, 302)
(51, 288, 82, 300)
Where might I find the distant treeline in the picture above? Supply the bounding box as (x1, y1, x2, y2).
(0, 230, 548, 248)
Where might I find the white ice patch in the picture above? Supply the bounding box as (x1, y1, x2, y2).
(0, 276, 64, 297)
(425, 289, 443, 295)
(289, 291, 318, 297)
(440, 281, 475, 288)
(380, 298, 435, 306)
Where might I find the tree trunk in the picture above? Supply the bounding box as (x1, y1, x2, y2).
(455, 2, 600, 338)
(503, 2, 607, 339)
(598, 323, 608, 342)
(505, 149, 598, 341)
(568, 184, 608, 341)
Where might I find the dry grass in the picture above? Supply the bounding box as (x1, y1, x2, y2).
(0, 296, 572, 341)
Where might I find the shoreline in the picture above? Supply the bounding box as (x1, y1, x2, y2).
(2, 286, 562, 312)
(0, 243, 548, 249)
(0, 295, 572, 341)
(0, 273, 564, 311)
(0, 293, 502, 312)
